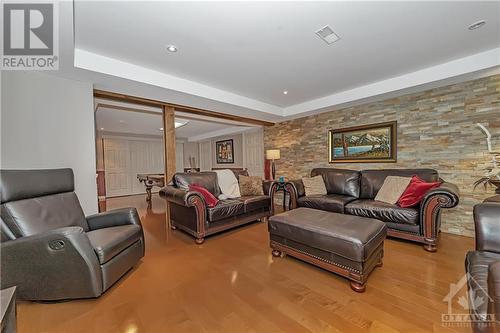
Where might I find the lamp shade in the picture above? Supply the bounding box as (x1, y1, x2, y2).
(266, 149, 281, 160)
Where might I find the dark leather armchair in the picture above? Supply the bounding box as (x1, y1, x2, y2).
(466, 202, 500, 333)
(278, 168, 459, 252)
(0, 169, 145, 301)
(160, 171, 272, 244)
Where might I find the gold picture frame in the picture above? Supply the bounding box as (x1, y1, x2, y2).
(328, 121, 397, 163)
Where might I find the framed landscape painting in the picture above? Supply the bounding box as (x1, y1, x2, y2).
(328, 121, 397, 163)
(216, 139, 234, 164)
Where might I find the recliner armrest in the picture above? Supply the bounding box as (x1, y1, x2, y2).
(86, 207, 142, 230)
(474, 203, 500, 253)
(488, 260, 500, 329)
(1, 226, 102, 300)
(160, 185, 207, 208)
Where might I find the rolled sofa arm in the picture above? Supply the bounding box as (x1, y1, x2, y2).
(86, 207, 142, 230)
(160, 185, 206, 207)
(160, 185, 208, 242)
(473, 202, 500, 253)
(419, 181, 460, 249)
(1, 226, 102, 301)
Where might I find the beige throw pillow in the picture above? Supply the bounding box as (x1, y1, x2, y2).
(302, 175, 327, 196)
(239, 175, 264, 196)
(375, 176, 412, 205)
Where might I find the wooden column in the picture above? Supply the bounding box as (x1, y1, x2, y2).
(162, 106, 176, 182)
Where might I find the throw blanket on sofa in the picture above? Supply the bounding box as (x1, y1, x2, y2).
(214, 169, 241, 199)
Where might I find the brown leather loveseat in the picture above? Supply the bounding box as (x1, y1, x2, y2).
(160, 171, 272, 244)
(282, 168, 459, 252)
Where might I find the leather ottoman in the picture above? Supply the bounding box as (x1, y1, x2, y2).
(268, 207, 387, 292)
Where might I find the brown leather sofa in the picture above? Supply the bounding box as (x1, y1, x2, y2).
(466, 202, 500, 333)
(0, 169, 145, 301)
(282, 168, 459, 252)
(160, 171, 272, 244)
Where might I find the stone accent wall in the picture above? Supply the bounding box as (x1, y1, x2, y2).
(264, 75, 500, 237)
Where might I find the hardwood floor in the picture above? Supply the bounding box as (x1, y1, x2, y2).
(18, 194, 475, 333)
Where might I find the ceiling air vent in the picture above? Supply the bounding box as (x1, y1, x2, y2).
(315, 25, 341, 45)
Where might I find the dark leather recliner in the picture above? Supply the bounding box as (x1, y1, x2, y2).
(0, 169, 145, 301)
(160, 171, 272, 244)
(282, 168, 459, 252)
(466, 202, 500, 333)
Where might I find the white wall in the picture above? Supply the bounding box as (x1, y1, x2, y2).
(1, 71, 98, 215)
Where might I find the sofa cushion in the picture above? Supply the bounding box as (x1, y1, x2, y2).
(207, 199, 245, 222)
(239, 176, 264, 196)
(397, 175, 442, 208)
(359, 169, 439, 199)
(465, 251, 500, 320)
(311, 168, 361, 198)
(238, 195, 271, 213)
(302, 175, 327, 196)
(87, 224, 142, 264)
(174, 172, 220, 197)
(345, 199, 419, 225)
(374, 176, 412, 204)
(298, 194, 357, 213)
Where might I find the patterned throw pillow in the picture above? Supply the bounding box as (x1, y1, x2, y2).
(239, 176, 264, 196)
(374, 176, 412, 205)
(302, 175, 327, 196)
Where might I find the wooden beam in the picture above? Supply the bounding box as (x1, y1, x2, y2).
(94, 89, 275, 127)
(162, 105, 176, 183)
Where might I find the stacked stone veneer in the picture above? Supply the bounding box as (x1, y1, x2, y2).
(264, 74, 500, 237)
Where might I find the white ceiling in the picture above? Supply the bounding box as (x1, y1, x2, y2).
(45, 2, 500, 122)
(74, 1, 500, 115)
(95, 107, 252, 140)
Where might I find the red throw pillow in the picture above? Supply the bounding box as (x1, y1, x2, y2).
(188, 184, 219, 208)
(398, 176, 442, 208)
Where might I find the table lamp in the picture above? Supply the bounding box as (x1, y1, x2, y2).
(266, 149, 281, 180)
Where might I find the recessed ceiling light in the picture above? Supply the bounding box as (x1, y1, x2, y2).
(283, 91, 288, 95)
(119, 120, 125, 123)
(166, 45, 178, 52)
(100, 127, 104, 130)
(159, 127, 164, 131)
(468, 20, 486, 30)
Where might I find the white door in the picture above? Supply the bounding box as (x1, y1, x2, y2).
(199, 140, 212, 171)
(129, 140, 164, 194)
(243, 129, 265, 178)
(105, 138, 164, 197)
(176, 142, 184, 172)
(104, 139, 131, 197)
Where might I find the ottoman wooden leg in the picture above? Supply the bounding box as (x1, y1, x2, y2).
(170, 225, 177, 230)
(272, 249, 282, 257)
(195, 238, 205, 245)
(376, 259, 383, 268)
(350, 281, 366, 293)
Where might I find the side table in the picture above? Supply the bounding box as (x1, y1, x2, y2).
(270, 181, 297, 214)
